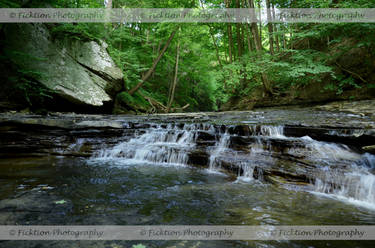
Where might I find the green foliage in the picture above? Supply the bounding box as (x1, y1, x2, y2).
(2, 0, 373, 113)
(110, 22, 218, 111)
(273, 50, 333, 87)
(220, 49, 333, 97)
(116, 91, 150, 112)
(132, 244, 146, 248)
(0, 50, 53, 107)
(54, 0, 103, 8)
(0, 0, 21, 7)
(47, 1, 218, 112)
(51, 23, 105, 42)
(324, 75, 361, 95)
(106, 26, 149, 91)
(274, 0, 375, 8)
(10, 68, 53, 107)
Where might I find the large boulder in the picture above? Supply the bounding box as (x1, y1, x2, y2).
(3, 23, 123, 107)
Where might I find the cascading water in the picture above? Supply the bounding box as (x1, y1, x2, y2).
(92, 122, 375, 208)
(289, 135, 362, 166)
(288, 136, 375, 208)
(313, 170, 375, 206)
(208, 131, 231, 171)
(94, 123, 199, 166)
(250, 125, 285, 138)
(310, 154, 375, 208)
(236, 161, 256, 182)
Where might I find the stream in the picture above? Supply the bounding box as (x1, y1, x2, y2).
(0, 107, 374, 248)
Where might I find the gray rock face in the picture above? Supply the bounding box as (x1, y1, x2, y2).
(4, 24, 123, 107)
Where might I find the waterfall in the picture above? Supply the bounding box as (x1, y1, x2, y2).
(93, 124, 285, 178)
(208, 131, 231, 171)
(295, 137, 375, 208)
(312, 169, 375, 209)
(288, 136, 362, 166)
(314, 170, 375, 203)
(362, 153, 375, 168)
(250, 125, 285, 138)
(236, 161, 256, 182)
(208, 125, 283, 177)
(91, 121, 375, 208)
(94, 123, 200, 166)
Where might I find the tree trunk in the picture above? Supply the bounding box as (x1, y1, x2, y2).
(128, 27, 178, 95)
(241, 24, 245, 54)
(227, 25, 234, 63)
(246, 23, 254, 52)
(152, 41, 161, 79)
(260, 73, 273, 96)
(282, 24, 286, 49)
(266, 0, 274, 55)
(236, 31, 243, 58)
(105, 0, 112, 20)
(224, 38, 229, 62)
(167, 41, 180, 113)
(248, 0, 262, 51)
(225, 0, 233, 63)
(272, 4, 280, 52)
(236, 0, 242, 59)
(209, 26, 223, 68)
(105, 0, 113, 36)
(290, 25, 293, 49)
(258, 1, 262, 41)
(248, 0, 273, 96)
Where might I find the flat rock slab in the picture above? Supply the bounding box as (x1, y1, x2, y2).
(316, 100, 375, 118)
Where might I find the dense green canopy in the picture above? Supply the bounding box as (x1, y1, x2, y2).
(1, 0, 374, 113)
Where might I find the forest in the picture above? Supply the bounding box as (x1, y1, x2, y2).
(1, 1, 375, 248)
(1, 0, 374, 114)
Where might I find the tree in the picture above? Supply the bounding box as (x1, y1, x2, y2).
(128, 26, 179, 95)
(248, 0, 262, 51)
(272, 3, 280, 52)
(225, 0, 234, 63)
(247, 0, 273, 95)
(266, 0, 274, 55)
(167, 40, 180, 112)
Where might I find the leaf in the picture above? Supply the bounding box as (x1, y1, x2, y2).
(54, 200, 67, 205)
(132, 244, 146, 248)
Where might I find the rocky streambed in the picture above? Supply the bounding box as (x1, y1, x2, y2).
(0, 106, 375, 248)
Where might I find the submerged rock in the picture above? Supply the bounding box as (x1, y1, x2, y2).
(0, 190, 73, 225)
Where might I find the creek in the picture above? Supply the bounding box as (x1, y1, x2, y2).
(0, 107, 374, 248)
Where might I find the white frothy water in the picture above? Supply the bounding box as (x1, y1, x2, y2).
(91, 122, 375, 209)
(362, 153, 375, 168)
(236, 161, 256, 182)
(94, 123, 200, 166)
(294, 136, 375, 209)
(228, 126, 283, 180)
(208, 131, 231, 171)
(250, 125, 286, 138)
(312, 165, 375, 208)
(289, 136, 362, 166)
